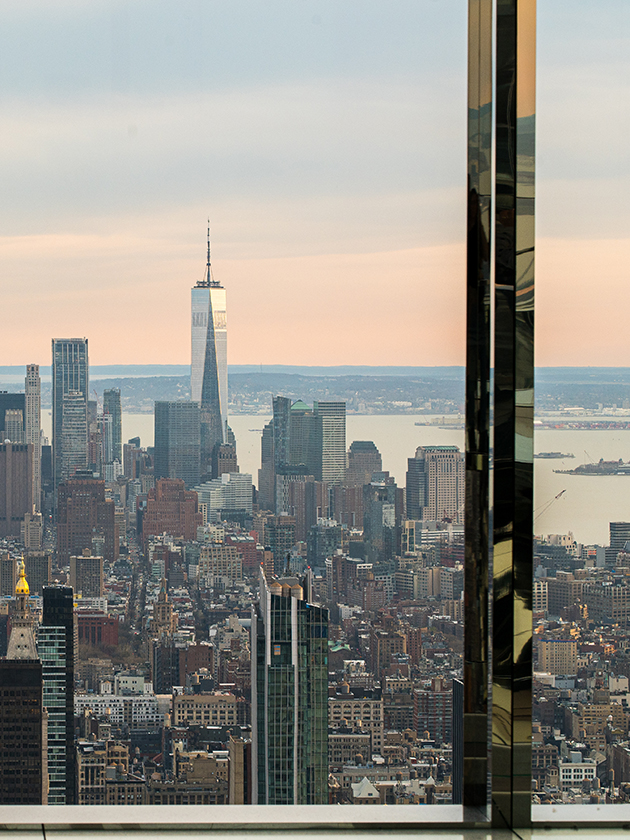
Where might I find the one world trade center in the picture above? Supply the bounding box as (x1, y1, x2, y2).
(191, 227, 228, 477)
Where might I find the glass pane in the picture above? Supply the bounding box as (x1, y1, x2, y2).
(0, 0, 467, 813)
(533, 0, 630, 813)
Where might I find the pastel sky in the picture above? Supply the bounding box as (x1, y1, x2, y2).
(0, 0, 628, 367)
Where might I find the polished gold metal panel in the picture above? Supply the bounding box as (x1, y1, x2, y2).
(464, 0, 493, 813)
(491, 0, 535, 829)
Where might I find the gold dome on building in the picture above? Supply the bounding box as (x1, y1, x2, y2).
(15, 559, 30, 595)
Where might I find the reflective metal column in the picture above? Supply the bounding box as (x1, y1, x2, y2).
(464, 0, 492, 814)
(491, 0, 535, 828)
(465, 0, 535, 828)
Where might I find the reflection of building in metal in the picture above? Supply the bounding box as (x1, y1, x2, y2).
(405, 445, 464, 524)
(251, 567, 328, 804)
(191, 230, 228, 476)
(154, 400, 201, 489)
(52, 338, 88, 492)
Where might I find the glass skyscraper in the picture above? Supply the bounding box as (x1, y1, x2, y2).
(37, 624, 68, 804)
(52, 338, 89, 492)
(251, 567, 328, 804)
(191, 232, 227, 476)
(41, 586, 76, 804)
(103, 387, 122, 465)
(154, 400, 201, 488)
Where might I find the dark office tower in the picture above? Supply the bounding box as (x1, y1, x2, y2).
(272, 396, 291, 470)
(258, 421, 275, 512)
(4, 409, 24, 442)
(24, 551, 52, 595)
(41, 586, 76, 804)
(0, 562, 46, 805)
(25, 365, 42, 512)
(154, 401, 201, 489)
(0, 391, 25, 440)
(191, 229, 228, 475)
(405, 445, 465, 524)
(606, 522, 630, 567)
(289, 400, 321, 478)
(103, 388, 122, 464)
(214, 442, 238, 477)
(0, 554, 17, 596)
(56, 473, 118, 563)
(265, 514, 296, 575)
(70, 550, 104, 597)
(363, 479, 399, 565)
(251, 567, 328, 804)
(452, 678, 464, 805)
(313, 401, 346, 486)
(286, 478, 317, 543)
(0, 442, 33, 537)
(345, 441, 382, 487)
(52, 338, 89, 492)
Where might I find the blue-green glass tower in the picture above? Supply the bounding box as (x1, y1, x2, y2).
(251, 567, 328, 804)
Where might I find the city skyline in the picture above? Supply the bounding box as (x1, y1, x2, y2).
(0, 1, 627, 367)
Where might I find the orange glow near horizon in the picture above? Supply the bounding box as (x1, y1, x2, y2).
(1, 233, 627, 368)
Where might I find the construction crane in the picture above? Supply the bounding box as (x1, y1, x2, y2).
(534, 488, 566, 523)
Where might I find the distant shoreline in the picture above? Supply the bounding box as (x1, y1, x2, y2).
(3, 364, 630, 382)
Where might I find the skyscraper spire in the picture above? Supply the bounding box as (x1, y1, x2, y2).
(205, 219, 217, 287)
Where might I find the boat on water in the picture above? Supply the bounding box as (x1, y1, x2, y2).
(534, 451, 574, 459)
(554, 458, 630, 475)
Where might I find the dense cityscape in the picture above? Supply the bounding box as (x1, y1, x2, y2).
(1, 243, 630, 810)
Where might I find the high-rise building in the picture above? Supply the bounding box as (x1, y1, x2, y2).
(23, 551, 52, 595)
(345, 440, 382, 487)
(25, 365, 41, 511)
(52, 338, 89, 492)
(0, 442, 33, 537)
(0, 553, 17, 596)
(313, 401, 346, 486)
(103, 388, 122, 465)
(413, 677, 453, 745)
(0, 562, 47, 805)
(4, 409, 24, 443)
(70, 550, 104, 598)
(363, 479, 400, 565)
(61, 390, 89, 482)
(265, 514, 296, 575)
(154, 401, 201, 488)
(56, 473, 118, 563)
(193, 472, 253, 521)
(0, 392, 25, 441)
(41, 586, 76, 803)
(191, 229, 228, 476)
(405, 445, 465, 524)
(142, 478, 203, 544)
(251, 567, 328, 804)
